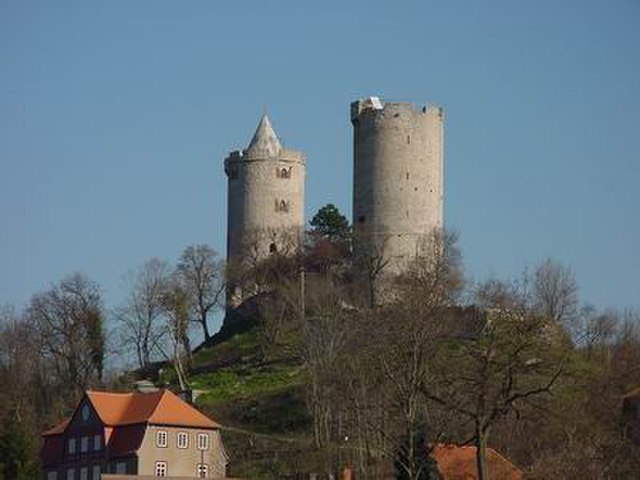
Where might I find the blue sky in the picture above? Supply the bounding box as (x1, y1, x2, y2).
(1, 1, 639, 332)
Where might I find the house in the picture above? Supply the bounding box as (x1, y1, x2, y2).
(41, 389, 228, 479)
(433, 444, 523, 480)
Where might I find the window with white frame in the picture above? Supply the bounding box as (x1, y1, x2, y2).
(177, 431, 189, 449)
(155, 461, 167, 477)
(80, 436, 89, 453)
(67, 438, 76, 454)
(156, 430, 168, 448)
(93, 434, 102, 451)
(79, 467, 88, 480)
(66, 468, 75, 480)
(91, 465, 101, 480)
(197, 432, 209, 450)
(197, 463, 209, 478)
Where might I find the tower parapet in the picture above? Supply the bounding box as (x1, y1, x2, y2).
(351, 96, 444, 275)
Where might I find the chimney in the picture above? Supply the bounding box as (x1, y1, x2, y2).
(133, 380, 158, 393)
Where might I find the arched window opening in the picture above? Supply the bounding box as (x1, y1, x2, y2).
(275, 199, 290, 213)
(277, 167, 292, 179)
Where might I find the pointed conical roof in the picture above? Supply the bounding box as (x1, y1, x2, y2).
(247, 114, 282, 157)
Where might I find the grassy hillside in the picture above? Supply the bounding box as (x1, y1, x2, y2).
(178, 327, 319, 478)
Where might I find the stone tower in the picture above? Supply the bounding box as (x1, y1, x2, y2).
(224, 114, 306, 265)
(351, 96, 444, 274)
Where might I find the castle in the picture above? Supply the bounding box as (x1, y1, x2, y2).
(224, 96, 444, 298)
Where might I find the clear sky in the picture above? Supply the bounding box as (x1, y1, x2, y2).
(1, 1, 639, 331)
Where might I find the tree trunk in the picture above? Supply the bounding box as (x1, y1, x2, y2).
(201, 313, 210, 341)
(475, 427, 489, 480)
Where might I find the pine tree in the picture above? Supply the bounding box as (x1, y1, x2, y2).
(0, 414, 38, 480)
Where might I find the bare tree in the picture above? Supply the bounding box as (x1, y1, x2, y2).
(176, 244, 225, 342)
(533, 258, 579, 326)
(117, 258, 169, 369)
(158, 279, 191, 391)
(27, 273, 105, 393)
(428, 281, 566, 480)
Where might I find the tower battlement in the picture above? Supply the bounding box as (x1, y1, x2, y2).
(351, 97, 443, 123)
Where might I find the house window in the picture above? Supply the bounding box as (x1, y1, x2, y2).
(197, 463, 209, 478)
(155, 461, 167, 477)
(91, 465, 101, 480)
(115, 462, 126, 474)
(66, 468, 75, 480)
(156, 430, 168, 447)
(197, 433, 210, 451)
(68, 438, 76, 454)
(93, 434, 102, 451)
(177, 431, 189, 449)
(47, 472, 58, 480)
(80, 436, 89, 453)
(80, 467, 88, 480)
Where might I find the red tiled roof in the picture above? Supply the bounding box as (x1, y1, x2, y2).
(433, 444, 523, 480)
(43, 417, 70, 436)
(86, 389, 219, 428)
(42, 389, 219, 437)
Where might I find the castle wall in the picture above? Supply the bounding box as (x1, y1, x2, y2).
(351, 98, 444, 273)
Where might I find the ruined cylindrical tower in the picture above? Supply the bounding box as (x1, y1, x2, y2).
(351, 96, 444, 274)
(224, 114, 306, 264)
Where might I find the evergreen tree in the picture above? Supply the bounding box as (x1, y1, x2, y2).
(0, 414, 38, 480)
(309, 204, 350, 242)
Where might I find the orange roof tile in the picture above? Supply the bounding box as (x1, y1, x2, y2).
(42, 417, 70, 436)
(433, 444, 523, 480)
(86, 389, 219, 429)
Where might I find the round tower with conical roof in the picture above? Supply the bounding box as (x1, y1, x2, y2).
(224, 115, 306, 266)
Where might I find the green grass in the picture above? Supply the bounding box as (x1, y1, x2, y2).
(192, 364, 303, 404)
(192, 331, 261, 367)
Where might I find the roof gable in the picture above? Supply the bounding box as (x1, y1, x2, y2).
(66, 395, 102, 430)
(147, 389, 219, 428)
